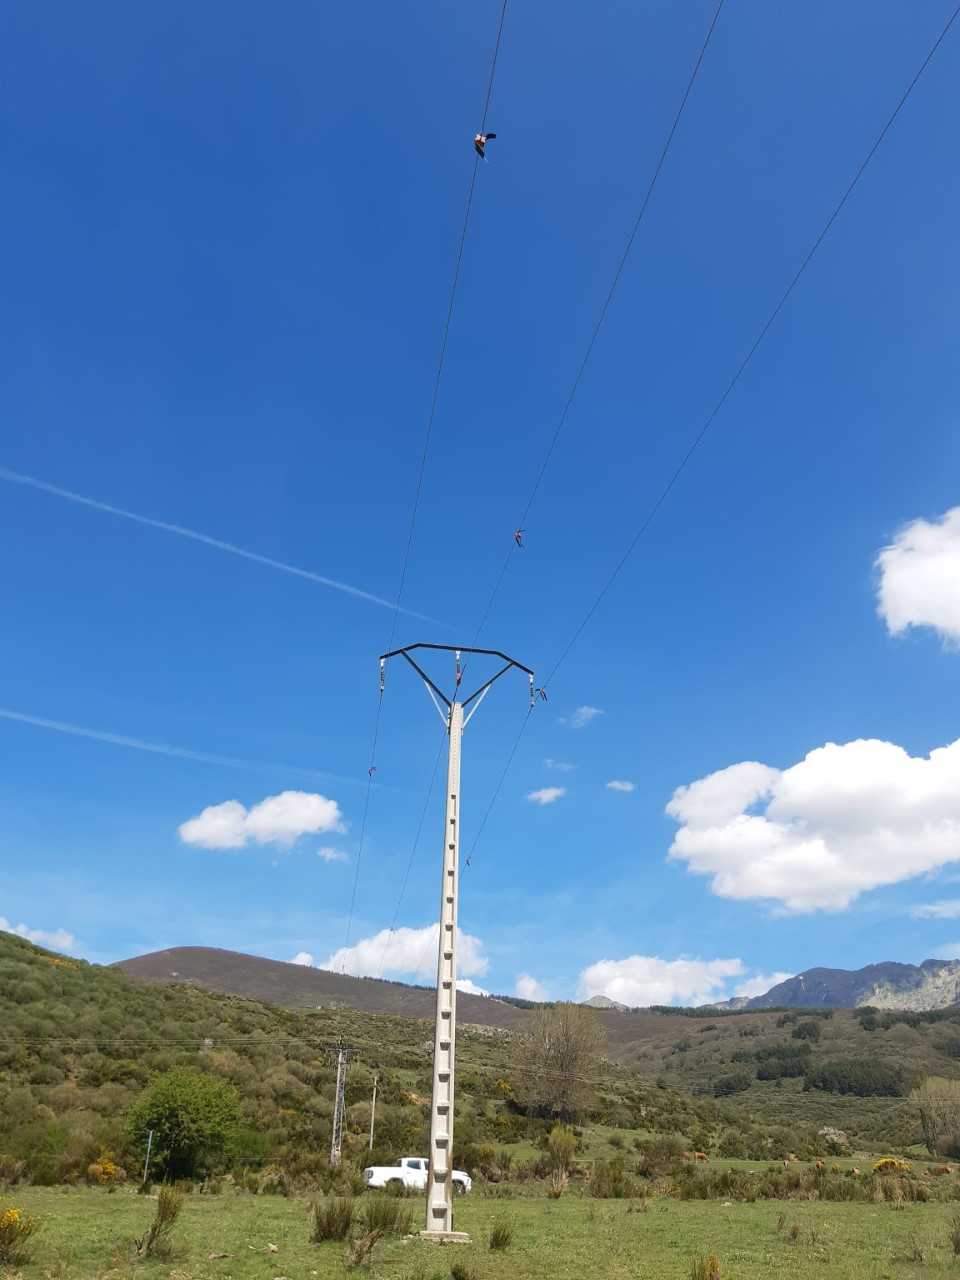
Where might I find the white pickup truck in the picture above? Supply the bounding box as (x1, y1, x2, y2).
(362, 1156, 472, 1195)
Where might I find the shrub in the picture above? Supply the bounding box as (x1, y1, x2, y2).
(312, 1197, 354, 1243)
(804, 1059, 905, 1098)
(346, 1228, 382, 1267)
(547, 1124, 577, 1173)
(450, 1263, 479, 1280)
(638, 1135, 686, 1177)
(134, 1187, 182, 1259)
(873, 1157, 911, 1175)
(792, 1020, 821, 1042)
(713, 1071, 752, 1098)
(490, 1221, 513, 1250)
(690, 1252, 721, 1280)
(590, 1156, 636, 1199)
(361, 1195, 413, 1237)
(548, 1167, 569, 1198)
(0, 1207, 40, 1266)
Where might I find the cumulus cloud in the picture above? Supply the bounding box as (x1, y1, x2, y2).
(913, 900, 960, 919)
(579, 954, 744, 1007)
(877, 507, 960, 644)
(317, 846, 348, 863)
(545, 759, 576, 772)
(291, 952, 315, 966)
(527, 786, 566, 806)
(667, 737, 960, 912)
(606, 780, 635, 793)
(733, 971, 794, 1000)
(0, 917, 76, 953)
(561, 706, 604, 730)
(516, 973, 549, 1001)
(323, 923, 488, 981)
(456, 978, 490, 997)
(179, 790, 345, 850)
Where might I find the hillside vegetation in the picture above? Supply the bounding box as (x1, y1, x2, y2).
(2, 933, 958, 1186)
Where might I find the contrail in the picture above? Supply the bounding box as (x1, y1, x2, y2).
(0, 466, 436, 622)
(0, 707, 360, 784)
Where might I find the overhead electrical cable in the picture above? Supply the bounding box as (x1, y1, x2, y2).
(471, 0, 727, 644)
(341, 0, 511, 956)
(467, 1, 960, 864)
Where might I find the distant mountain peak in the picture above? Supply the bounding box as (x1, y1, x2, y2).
(582, 994, 629, 1012)
(745, 958, 960, 1011)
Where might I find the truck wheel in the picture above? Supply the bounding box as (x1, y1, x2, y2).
(453, 1180, 466, 1195)
(386, 1179, 403, 1191)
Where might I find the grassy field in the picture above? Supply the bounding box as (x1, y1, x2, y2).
(5, 1186, 960, 1280)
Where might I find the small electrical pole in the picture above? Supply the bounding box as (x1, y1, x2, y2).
(141, 1128, 154, 1187)
(329, 1038, 355, 1168)
(379, 643, 534, 1243)
(368, 1072, 379, 1151)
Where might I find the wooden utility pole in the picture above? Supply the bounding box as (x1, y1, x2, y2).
(368, 1072, 379, 1150)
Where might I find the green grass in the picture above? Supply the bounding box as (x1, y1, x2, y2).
(6, 1185, 960, 1279)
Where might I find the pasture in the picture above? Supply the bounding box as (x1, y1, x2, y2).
(5, 1184, 960, 1280)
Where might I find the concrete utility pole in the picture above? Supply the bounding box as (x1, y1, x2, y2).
(329, 1038, 355, 1168)
(379, 643, 534, 1243)
(368, 1072, 378, 1150)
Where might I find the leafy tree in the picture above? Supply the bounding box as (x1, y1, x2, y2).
(511, 1003, 605, 1121)
(127, 1068, 241, 1179)
(713, 1071, 752, 1097)
(803, 1058, 905, 1098)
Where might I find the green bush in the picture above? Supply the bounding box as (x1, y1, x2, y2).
(360, 1195, 413, 1237)
(127, 1068, 242, 1180)
(311, 1196, 354, 1242)
(489, 1220, 513, 1250)
(590, 1156, 636, 1199)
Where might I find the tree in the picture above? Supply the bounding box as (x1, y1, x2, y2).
(511, 1003, 605, 1121)
(127, 1068, 241, 1180)
(913, 1077, 960, 1157)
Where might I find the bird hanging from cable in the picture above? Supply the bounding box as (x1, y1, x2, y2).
(368, 766, 377, 779)
(474, 131, 496, 159)
(535, 686, 548, 702)
(513, 528, 525, 548)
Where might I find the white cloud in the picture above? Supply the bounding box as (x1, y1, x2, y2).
(545, 759, 576, 772)
(733, 971, 794, 1000)
(931, 942, 960, 960)
(516, 973, 549, 1001)
(561, 706, 605, 730)
(667, 736, 960, 912)
(291, 951, 315, 966)
(578, 954, 744, 1007)
(527, 787, 566, 806)
(456, 978, 489, 997)
(317, 846, 348, 863)
(323, 923, 488, 981)
(0, 917, 76, 953)
(877, 507, 960, 645)
(179, 790, 345, 850)
(913, 900, 960, 919)
(606, 780, 635, 793)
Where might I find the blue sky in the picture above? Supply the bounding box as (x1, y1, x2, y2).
(3, 0, 960, 1005)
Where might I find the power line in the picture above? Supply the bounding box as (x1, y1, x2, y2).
(471, 0, 727, 643)
(467, 2, 960, 862)
(341, 0, 511, 955)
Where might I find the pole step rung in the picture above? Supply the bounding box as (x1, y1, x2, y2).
(436, 1134, 449, 1146)
(439, 1039, 451, 1050)
(443, 950, 453, 959)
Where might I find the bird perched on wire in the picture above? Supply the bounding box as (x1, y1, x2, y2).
(474, 131, 496, 158)
(514, 528, 525, 548)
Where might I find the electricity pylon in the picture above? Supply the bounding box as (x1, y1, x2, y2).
(379, 643, 534, 1242)
(328, 1038, 355, 1168)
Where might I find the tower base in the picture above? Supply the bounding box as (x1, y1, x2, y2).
(419, 1230, 471, 1244)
